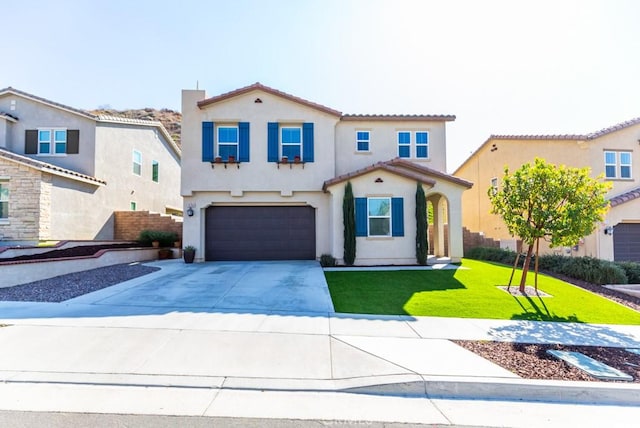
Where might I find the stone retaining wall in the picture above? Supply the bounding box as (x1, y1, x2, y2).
(114, 211, 182, 242)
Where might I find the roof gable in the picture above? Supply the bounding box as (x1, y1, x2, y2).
(323, 158, 473, 191)
(197, 82, 343, 117)
(0, 87, 97, 120)
(609, 185, 640, 207)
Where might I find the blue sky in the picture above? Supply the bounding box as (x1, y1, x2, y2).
(2, 0, 639, 171)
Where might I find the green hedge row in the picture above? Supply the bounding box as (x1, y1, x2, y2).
(466, 246, 640, 285)
(138, 230, 179, 247)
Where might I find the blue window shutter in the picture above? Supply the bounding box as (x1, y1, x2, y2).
(302, 122, 314, 162)
(238, 122, 250, 162)
(355, 197, 367, 237)
(391, 197, 404, 237)
(268, 122, 279, 162)
(202, 121, 214, 162)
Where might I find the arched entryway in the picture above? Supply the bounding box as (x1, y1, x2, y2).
(427, 193, 450, 259)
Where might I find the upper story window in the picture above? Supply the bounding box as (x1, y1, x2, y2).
(281, 127, 302, 159)
(133, 150, 142, 175)
(218, 126, 239, 161)
(0, 180, 9, 220)
(398, 132, 411, 158)
(152, 160, 159, 182)
(398, 131, 430, 159)
(38, 129, 67, 154)
(604, 151, 632, 179)
(416, 132, 429, 158)
(25, 129, 79, 156)
(356, 131, 370, 152)
(201, 122, 250, 163)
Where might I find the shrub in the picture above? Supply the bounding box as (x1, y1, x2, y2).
(615, 261, 640, 284)
(320, 254, 337, 267)
(553, 256, 627, 285)
(138, 230, 178, 247)
(465, 247, 518, 265)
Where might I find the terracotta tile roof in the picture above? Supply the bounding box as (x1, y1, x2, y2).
(0, 112, 18, 122)
(0, 148, 106, 185)
(197, 82, 343, 117)
(488, 117, 640, 142)
(323, 158, 473, 191)
(0, 87, 97, 120)
(341, 114, 456, 122)
(609, 186, 640, 207)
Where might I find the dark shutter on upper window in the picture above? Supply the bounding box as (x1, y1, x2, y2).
(391, 197, 404, 237)
(355, 197, 367, 237)
(202, 121, 214, 162)
(238, 122, 250, 162)
(25, 130, 38, 154)
(302, 122, 314, 162)
(66, 130, 80, 154)
(267, 122, 279, 162)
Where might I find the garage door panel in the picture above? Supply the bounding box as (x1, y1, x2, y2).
(614, 223, 640, 263)
(205, 206, 315, 261)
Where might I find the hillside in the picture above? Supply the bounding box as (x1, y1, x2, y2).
(90, 108, 182, 146)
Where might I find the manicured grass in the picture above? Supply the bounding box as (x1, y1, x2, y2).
(325, 259, 640, 324)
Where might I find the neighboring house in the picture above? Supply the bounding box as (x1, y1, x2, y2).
(0, 87, 182, 243)
(181, 83, 472, 264)
(454, 117, 640, 262)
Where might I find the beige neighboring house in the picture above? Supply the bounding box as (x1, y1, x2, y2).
(181, 83, 472, 264)
(0, 87, 182, 244)
(454, 117, 640, 262)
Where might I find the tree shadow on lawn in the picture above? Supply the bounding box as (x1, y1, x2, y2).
(328, 269, 467, 315)
(509, 293, 582, 323)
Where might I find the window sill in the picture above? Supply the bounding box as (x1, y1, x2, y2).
(36, 154, 67, 157)
(606, 177, 634, 181)
(0, 220, 9, 225)
(365, 236, 394, 240)
(355, 151, 372, 155)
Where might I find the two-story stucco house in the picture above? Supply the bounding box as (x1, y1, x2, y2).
(0, 87, 182, 244)
(181, 83, 472, 264)
(454, 117, 640, 262)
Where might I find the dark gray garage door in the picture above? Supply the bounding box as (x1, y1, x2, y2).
(613, 223, 640, 262)
(205, 206, 316, 261)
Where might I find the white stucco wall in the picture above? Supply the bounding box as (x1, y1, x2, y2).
(335, 120, 448, 175)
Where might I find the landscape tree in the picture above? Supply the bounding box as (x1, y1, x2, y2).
(415, 182, 428, 265)
(488, 158, 611, 293)
(343, 181, 356, 266)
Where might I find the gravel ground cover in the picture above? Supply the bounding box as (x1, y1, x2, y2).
(0, 243, 141, 262)
(0, 263, 159, 302)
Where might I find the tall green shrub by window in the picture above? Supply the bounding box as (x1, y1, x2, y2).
(343, 182, 356, 266)
(415, 182, 428, 265)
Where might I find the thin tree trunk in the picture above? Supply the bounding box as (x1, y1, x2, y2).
(519, 243, 535, 293)
(534, 238, 540, 293)
(507, 252, 521, 292)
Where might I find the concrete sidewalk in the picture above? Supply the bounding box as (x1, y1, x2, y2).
(1, 260, 640, 424)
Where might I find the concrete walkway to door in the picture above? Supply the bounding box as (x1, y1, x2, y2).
(66, 259, 335, 313)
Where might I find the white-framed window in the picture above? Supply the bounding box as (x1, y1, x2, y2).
(397, 132, 411, 158)
(133, 150, 142, 176)
(0, 180, 9, 220)
(368, 197, 391, 236)
(356, 130, 370, 152)
(604, 151, 632, 179)
(416, 131, 429, 158)
(217, 126, 238, 161)
(490, 177, 498, 195)
(281, 126, 302, 159)
(37, 129, 67, 155)
(152, 160, 159, 182)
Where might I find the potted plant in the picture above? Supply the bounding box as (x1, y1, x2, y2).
(214, 156, 222, 163)
(294, 155, 301, 164)
(183, 245, 196, 263)
(281, 156, 288, 164)
(228, 155, 236, 163)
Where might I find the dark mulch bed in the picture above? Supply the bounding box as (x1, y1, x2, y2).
(455, 341, 640, 383)
(458, 274, 640, 383)
(0, 243, 143, 262)
(0, 263, 160, 302)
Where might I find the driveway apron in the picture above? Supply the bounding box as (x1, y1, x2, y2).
(83, 260, 335, 313)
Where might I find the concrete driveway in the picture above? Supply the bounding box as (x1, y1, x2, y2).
(68, 259, 335, 313)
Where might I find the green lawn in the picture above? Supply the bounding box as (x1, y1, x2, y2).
(325, 259, 640, 325)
